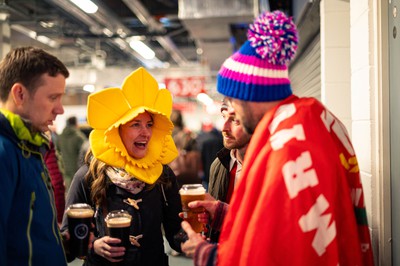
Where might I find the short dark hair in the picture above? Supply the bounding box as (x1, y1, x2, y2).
(66, 116, 77, 126)
(0, 46, 69, 102)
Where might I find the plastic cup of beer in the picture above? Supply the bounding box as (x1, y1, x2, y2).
(105, 210, 132, 259)
(66, 203, 94, 258)
(179, 184, 206, 233)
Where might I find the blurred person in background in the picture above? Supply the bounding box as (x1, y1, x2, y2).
(58, 115, 87, 191)
(196, 120, 223, 191)
(77, 125, 92, 167)
(61, 67, 183, 265)
(169, 109, 201, 188)
(180, 10, 374, 266)
(0, 46, 69, 265)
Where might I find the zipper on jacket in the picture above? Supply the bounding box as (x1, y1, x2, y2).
(41, 171, 60, 245)
(20, 140, 62, 245)
(27, 191, 35, 266)
(19, 141, 31, 158)
(161, 184, 168, 207)
(41, 159, 68, 263)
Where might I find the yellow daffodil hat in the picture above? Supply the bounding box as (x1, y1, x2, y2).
(87, 67, 178, 184)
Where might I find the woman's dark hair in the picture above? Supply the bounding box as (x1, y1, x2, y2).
(84, 150, 171, 207)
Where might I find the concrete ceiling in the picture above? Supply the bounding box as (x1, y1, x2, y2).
(4, 0, 254, 74)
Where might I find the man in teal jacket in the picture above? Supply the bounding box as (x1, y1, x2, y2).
(0, 47, 70, 265)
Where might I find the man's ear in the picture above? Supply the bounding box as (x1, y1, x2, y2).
(10, 83, 26, 105)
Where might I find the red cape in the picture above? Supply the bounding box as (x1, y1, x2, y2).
(218, 95, 374, 266)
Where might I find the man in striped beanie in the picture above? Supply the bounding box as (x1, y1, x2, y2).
(180, 10, 374, 266)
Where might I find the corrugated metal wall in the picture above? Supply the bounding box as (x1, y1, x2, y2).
(289, 35, 321, 100)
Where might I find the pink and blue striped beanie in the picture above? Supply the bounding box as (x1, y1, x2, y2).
(217, 10, 298, 102)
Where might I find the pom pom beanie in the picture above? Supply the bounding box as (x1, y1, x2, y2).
(217, 10, 299, 102)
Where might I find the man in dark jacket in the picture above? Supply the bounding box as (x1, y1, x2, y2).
(196, 121, 224, 191)
(207, 101, 251, 242)
(0, 47, 69, 265)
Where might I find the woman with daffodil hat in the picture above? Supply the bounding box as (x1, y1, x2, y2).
(61, 67, 183, 266)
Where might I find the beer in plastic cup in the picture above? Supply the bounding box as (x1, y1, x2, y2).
(105, 210, 132, 259)
(66, 203, 94, 258)
(179, 184, 206, 233)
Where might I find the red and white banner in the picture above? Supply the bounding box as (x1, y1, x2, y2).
(165, 76, 206, 97)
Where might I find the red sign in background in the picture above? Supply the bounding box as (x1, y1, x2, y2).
(165, 76, 206, 97)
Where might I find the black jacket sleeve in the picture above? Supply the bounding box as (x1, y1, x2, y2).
(161, 165, 183, 252)
(60, 164, 92, 262)
(60, 164, 92, 232)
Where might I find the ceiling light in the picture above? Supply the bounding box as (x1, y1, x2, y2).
(197, 93, 213, 106)
(40, 21, 55, 28)
(69, 0, 98, 14)
(116, 29, 127, 38)
(36, 35, 59, 48)
(11, 25, 59, 48)
(83, 84, 95, 93)
(75, 38, 86, 45)
(114, 38, 128, 50)
(129, 40, 155, 60)
(11, 24, 36, 38)
(102, 28, 113, 37)
(140, 57, 165, 69)
(0, 12, 8, 21)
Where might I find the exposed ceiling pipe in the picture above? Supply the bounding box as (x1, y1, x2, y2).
(157, 35, 190, 65)
(0, 1, 25, 20)
(47, 0, 150, 67)
(47, 0, 182, 67)
(110, 38, 165, 69)
(84, 5, 130, 38)
(122, 0, 189, 66)
(155, 36, 188, 65)
(121, 0, 164, 33)
(46, 0, 103, 35)
(48, 0, 130, 37)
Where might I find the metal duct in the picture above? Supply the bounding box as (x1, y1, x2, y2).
(122, 0, 189, 66)
(46, 0, 103, 35)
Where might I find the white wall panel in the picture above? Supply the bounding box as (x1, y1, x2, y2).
(290, 36, 321, 100)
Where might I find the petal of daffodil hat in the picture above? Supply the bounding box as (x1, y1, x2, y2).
(87, 67, 178, 184)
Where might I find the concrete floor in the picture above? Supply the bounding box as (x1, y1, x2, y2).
(68, 236, 193, 266)
(169, 254, 193, 266)
(68, 254, 192, 266)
